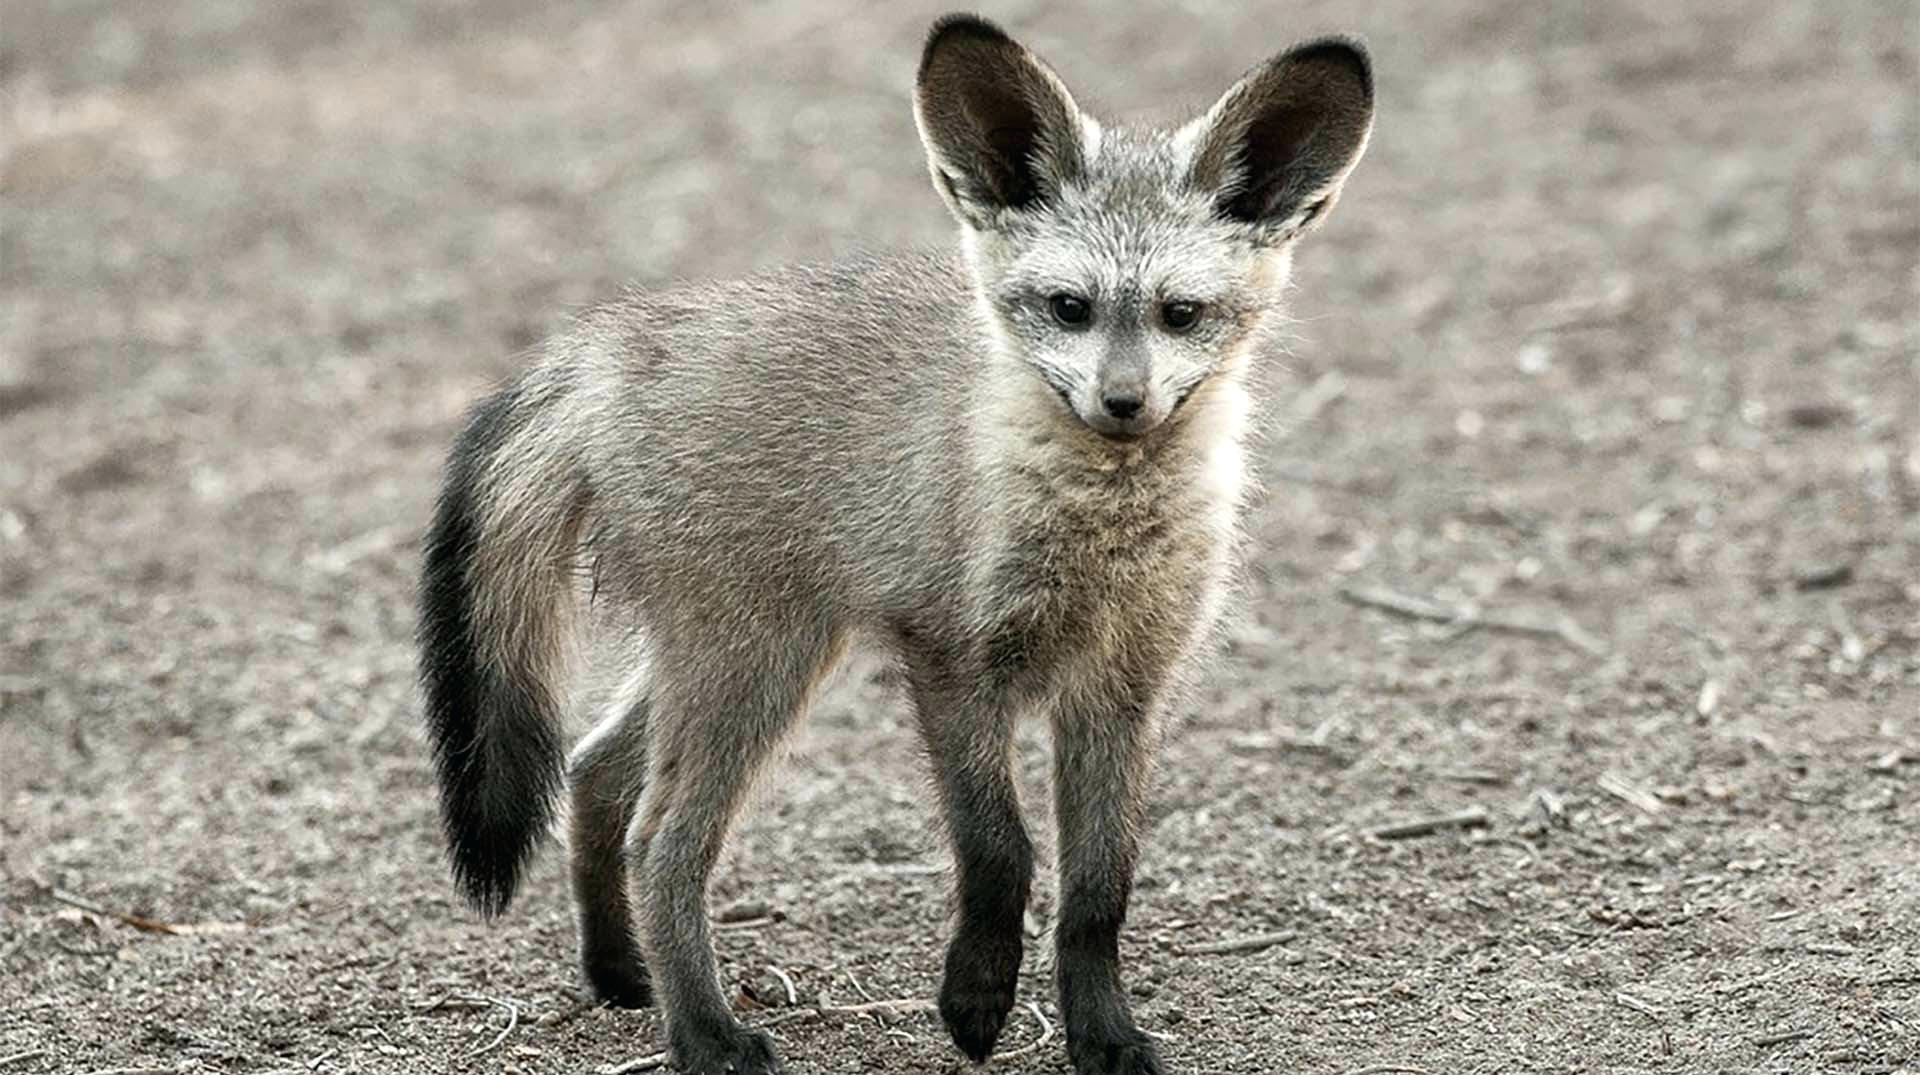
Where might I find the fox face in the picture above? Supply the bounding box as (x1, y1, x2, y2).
(959, 135, 1291, 439)
(915, 19, 1373, 440)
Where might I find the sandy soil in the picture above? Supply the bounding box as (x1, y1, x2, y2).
(2, 1, 1916, 1073)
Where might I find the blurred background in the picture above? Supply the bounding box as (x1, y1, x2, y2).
(2, 2, 1915, 1072)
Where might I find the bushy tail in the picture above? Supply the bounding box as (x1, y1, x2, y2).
(417, 380, 587, 917)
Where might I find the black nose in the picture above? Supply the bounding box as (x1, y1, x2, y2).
(1102, 392, 1143, 420)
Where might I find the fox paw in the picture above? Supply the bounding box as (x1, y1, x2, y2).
(670, 1026, 784, 1075)
(1069, 1031, 1166, 1075)
(938, 935, 1021, 1061)
(582, 953, 653, 1009)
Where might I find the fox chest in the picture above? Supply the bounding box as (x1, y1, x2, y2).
(973, 485, 1237, 698)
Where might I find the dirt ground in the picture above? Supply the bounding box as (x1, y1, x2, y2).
(2, 1, 1916, 1073)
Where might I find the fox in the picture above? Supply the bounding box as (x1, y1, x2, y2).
(418, 13, 1372, 1075)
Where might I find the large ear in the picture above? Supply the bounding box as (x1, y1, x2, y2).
(914, 14, 1088, 230)
(1187, 39, 1374, 242)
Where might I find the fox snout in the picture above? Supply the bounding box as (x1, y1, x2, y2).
(1072, 336, 1172, 438)
(1078, 381, 1167, 439)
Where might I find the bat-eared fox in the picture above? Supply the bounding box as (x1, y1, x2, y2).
(420, 13, 1372, 1074)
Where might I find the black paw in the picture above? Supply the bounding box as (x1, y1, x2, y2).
(941, 988, 1012, 1063)
(1068, 1030, 1165, 1075)
(670, 1025, 784, 1075)
(938, 934, 1022, 1062)
(583, 953, 654, 1009)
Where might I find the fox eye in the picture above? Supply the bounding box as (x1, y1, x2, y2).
(1049, 293, 1092, 327)
(1160, 301, 1203, 332)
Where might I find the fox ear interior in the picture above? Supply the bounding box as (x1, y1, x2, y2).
(914, 14, 1086, 230)
(1188, 39, 1374, 241)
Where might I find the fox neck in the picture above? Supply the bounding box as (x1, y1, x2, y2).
(954, 301, 1254, 685)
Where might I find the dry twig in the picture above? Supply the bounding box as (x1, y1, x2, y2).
(818, 998, 935, 1018)
(768, 965, 798, 1006)
(714, 899, 773, 923)
(1338, 584, 1605, 656)
(47, 886, 244, 937)
(410, 993, 496, 1014)
(1597, 771, 1664, 815)
(1177, 930, 1299, 957)
(993, 1002, 1057, 1061)
(1613, 992, 1664, 1020)
(462, 995, 519, 1058)
(1370, 806, 1490, 841)
(1714, 969, 1786, 996)
(714, 916, 778, 931)
(600, 1052, 669, 1074)
(49, 887, 180, 935)
(846, 972, 876, 1003)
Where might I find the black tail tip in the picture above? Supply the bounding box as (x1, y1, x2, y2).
(441, 800, 550, 920)
(449, 843, 529, 920)
(455, 867, 518, 920)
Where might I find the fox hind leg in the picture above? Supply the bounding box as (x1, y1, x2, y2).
(568, 678, 655, 1009)
(631, 618, 843, 1075)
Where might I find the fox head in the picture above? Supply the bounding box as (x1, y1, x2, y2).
(914, 15, 1373, 440)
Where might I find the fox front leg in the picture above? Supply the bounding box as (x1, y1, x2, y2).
(1051, 686, 1166, 1075)
(907, 664, 1035, 1063)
